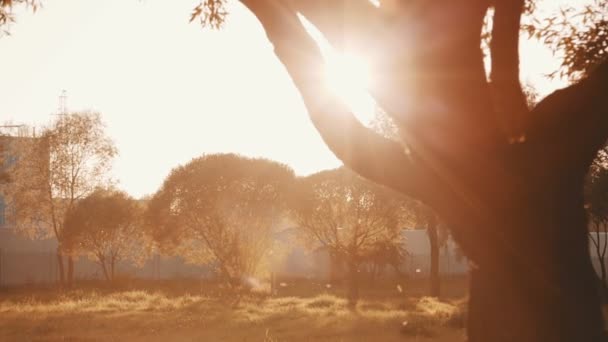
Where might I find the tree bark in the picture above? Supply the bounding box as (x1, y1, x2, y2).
(427, 215, 440, 297)
(466, 186, 605, 342)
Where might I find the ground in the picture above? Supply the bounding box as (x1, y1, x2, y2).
(0, 278, 468, 341)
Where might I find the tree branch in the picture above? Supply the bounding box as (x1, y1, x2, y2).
(490, 0, 529, 137)
(527, 58, 608, 171)
(288, 0, 386, 53)
(240, 0, 427, 198)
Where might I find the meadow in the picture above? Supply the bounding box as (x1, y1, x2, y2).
(0, 278, 468, 341)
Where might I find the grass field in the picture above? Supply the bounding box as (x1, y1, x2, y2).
(0, 278, 469, 341)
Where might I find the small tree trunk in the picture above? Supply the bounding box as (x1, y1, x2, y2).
(597, 257, 608, 302)
(100, 260, 110, 282)
(67, 255, 74, 287)
(56, 248, 65, 286)
(427, 215, 440, 297)
(110, 258, 115, 282)
(346, 257, 360, 308)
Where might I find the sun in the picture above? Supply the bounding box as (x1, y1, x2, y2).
(324, 52, 371, 97)
(322, 51, 377, 124)
(323, 51, 377, 123)
(299, 15, 378, 124)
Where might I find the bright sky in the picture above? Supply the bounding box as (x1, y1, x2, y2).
(0, 0, 573, 198)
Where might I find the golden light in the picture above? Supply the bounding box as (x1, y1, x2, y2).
(323, 51, 376, 123)
(299, 15, 378, 124)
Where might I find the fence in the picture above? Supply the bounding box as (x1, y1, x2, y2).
(0, 250, 214, 286)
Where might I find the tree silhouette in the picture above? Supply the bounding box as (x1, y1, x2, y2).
(234, 1, 608, 341)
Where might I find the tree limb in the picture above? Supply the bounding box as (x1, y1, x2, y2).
(490, 0, 529, 137)
(240, 0, 428, 198)
(527, 58, 608, 171)
(287, 0, 386, 53)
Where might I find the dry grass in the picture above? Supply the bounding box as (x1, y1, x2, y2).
(0, 284, 466, 341)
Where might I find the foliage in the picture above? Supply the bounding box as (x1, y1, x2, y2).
(3, 112, 116, 283)
(63, 189, 148, 281)
(292, 167, 408, 259)
(190, 0, 228, 29)
(146, 153, 294, 287)
(524, 0, 607, 80)
(290, 167, 411, 303)
(0, 0, 41, 35)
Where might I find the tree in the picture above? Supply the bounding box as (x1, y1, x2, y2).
(371, 110, 445, 297)
(6, 0, 607, 339)
(215, 1, 607, 340)
(586, 148, 608, 295)
(146, 153, 294, 288)
(413, 204, 442, 298)
(291, 167, 409, 306)
(63, 189, 147, 282)
(361, 238, 408, 284)
(4, 112, 117, 286)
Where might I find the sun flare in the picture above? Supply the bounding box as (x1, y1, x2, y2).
(322, 52, 377, 122)
(298, 15, 378, 124)
(323, 51, 377, 124)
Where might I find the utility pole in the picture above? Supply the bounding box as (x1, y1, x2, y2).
(57, 89, 68, 116)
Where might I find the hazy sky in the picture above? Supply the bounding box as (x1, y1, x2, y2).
(0, 0, 571, 198)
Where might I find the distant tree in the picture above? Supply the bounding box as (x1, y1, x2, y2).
(371, 110, 445, 297)
(361, 239, 408, 283)
(585, 148, 608, 295)
(63, 189, 147, 282)
(291, 167, 409, 306)
(4, 112, 117, 286)
(146, 154, 294, 289)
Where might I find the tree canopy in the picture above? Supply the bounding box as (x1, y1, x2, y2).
(63, 189, 147, 282)
(146, 153, 294, 287)
(3, 111, 117, 285)
(291, 167, 410, 304)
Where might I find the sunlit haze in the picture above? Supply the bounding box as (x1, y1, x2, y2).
(0, 0, 571, 198)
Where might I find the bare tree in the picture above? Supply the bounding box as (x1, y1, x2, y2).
(146, 153, 294, 289)
(291, 167, 409, 306)
(4, 112, 117, 285)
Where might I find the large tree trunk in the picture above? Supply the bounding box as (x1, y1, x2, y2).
(240, 1, 608, 340)
(427, 215, 440, 297)
(466, 185, 605, 341)
(56, 248, 65, 286)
